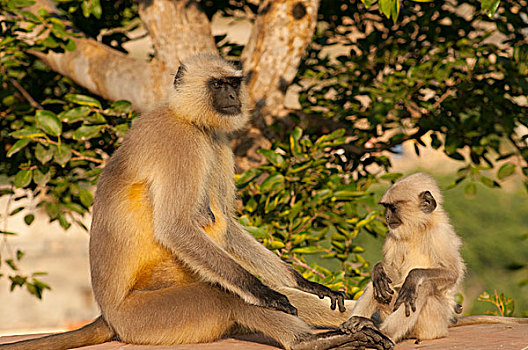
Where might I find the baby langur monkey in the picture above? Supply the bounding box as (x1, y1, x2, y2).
(0, 54, 392, 350)
(340, 173, 466, 343)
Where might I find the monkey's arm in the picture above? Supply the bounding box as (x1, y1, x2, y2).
(148, 168, 296, 315)
(393, 268, 457, 317)
(225, 220, 346, 312)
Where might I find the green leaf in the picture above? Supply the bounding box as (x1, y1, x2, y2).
(289, 161, 313, 174)
(73, 125, 103, 141)
(0, 230, 17, 236)
(36, 110, 62, 137)
(260, 173, 284, 193)
(380, 172, 403, 181)
(16, 250, 25, 260)
(291, 246, 321, 254)
(332, 190, 366, 200)
(497, 163, 515, 180)
(85, 112, 106, 124)
(244, 197, 258, 212)
(91, 0, 102, 18)
(356, 211, 377, 229)
(24, 214, 35, 225)
(379, 0, 393, 19)
(267, 241, 285, 250)
(480, 176, 500, 188)
(65, 94, 101, 108)
(10, 127, 45, 139)
(315, 129, 346, 145)
(235, 168, 261, 188)
(20, 10, 39, 22)
(10, 207, 24, 216)
(481, 0, 500, 17)
(65, 38, 76, 51)
(33, 169, 51, 186)
(62, 107, 90, 123)
(79, 189, 94, 208)
(51, 144, 72, 166)
(64, 202, 84, 215)
(258, 149, 286, 168)
(58, 214, 71, 230)
(7, 139, 30, 157)
(244, 226, 268, 239)
(361, 0, 377, 8)
(391, 0, 400, 23)
(13, 169, 32, 188)
(290, 127, 303, 156)
(110, 100, 132, 113)
(464, 182, 477, 199)
(35, 143, 53, 164)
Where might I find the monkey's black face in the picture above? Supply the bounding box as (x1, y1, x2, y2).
(208, 77, 243, 116)
(380, 203, 403, 229)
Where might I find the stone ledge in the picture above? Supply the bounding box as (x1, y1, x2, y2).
(1, 324, 527, 349)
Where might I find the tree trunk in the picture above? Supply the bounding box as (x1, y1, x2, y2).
(138, 0, 218, 72)
(242, 0, 320, 118)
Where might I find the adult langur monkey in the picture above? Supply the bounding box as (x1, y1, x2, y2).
(0, 54, 392, 350)
(339, 173, 527, 346)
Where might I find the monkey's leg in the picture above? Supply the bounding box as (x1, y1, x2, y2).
(349, 283, 379, 318)
(107, 283, 237, 345)
(106, 282, 311, 349)
(277, 287, 355, 327)
(409, 296, 451, 340)
(378, 290, 428, 342)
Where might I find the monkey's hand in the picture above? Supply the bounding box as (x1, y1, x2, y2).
(372, 262, 394, 305)
(340, 316, 378, 334)
(253, 284, 298, 315)
(296, 278, 346, 312)
(393, 272, 419, 317)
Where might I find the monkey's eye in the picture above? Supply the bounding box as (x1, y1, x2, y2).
(212, 81, 222, 89)
(231, 81, 239, 88)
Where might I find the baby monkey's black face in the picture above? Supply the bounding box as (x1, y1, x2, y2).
(379, 190, 437, 230)
(380, 202, 403, 230)
(209, 77, 243, 116)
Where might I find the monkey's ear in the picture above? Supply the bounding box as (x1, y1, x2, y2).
(173, 65, 186, 88)
(419, 191, 437, 213)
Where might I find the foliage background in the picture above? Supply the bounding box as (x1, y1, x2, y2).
(0, 0, 527, 325)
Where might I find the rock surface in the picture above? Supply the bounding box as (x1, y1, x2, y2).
(1, 323, 527, 349)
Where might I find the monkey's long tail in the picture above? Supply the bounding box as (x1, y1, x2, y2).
(0, 315, 115, 350)
(450, 315, 528, 327)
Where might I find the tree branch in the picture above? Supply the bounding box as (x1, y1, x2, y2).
(138, 0, 217, 72)
(31, 39, 166, 113)
(26, 0, 169, 113)
(9, 79, 43, 109)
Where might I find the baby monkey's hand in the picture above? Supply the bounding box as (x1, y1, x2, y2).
(372, 262, 394, 305)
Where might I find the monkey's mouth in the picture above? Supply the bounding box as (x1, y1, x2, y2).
(219, 105, 242, 115)
(388, 222, 402, 230)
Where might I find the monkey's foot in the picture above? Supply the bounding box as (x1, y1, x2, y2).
(292, 328, 393, 350)
(339, 316, 378, 334)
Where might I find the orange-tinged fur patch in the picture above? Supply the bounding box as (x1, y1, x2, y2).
(127, 183, 197, 291)
(202, 199, 227, 245)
